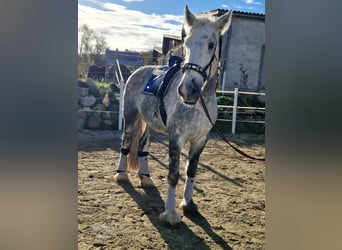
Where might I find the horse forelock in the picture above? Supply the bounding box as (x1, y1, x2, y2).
(185, 17, 217, 36)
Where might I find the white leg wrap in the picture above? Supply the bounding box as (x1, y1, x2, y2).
(138, 156, 149, 175)
(114, 154, 129, 182)
(183, 177, 194, 203)
(165, 186, 176, 211)
(117, 154, 127, 172)
(160, 186, 181, 225)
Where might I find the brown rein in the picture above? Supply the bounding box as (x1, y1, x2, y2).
(199, 93, 266, 162)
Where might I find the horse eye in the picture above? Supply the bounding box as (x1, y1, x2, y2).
(208, 42, 214, 50)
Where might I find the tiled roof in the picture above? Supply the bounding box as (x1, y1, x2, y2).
(232, 10, 265, 19)
(204, 8, 265, 19)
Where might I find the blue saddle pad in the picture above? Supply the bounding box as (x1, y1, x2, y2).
(142, 56, 182, 126)
(143, 68, 167, 96)
(143, 56, 183, 97)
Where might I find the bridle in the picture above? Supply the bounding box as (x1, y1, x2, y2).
(181, 42, 218, 83)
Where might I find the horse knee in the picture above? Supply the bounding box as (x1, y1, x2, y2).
(168, 171, 180, 187)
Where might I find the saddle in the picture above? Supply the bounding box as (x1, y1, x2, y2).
(142, 56, 182, 126)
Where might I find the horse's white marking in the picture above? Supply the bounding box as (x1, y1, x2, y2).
(117, 154, 127, 172)
(165, 185, 176, 211)
(183, 176, 195, 203)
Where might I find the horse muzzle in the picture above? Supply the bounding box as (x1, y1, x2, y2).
(178, 78, 201, 105)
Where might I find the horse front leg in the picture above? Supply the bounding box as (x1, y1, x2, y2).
(159, 135, 182, 225)
(180, 137, 207, 215)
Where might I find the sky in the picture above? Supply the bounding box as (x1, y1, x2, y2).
(78, 0, 265, 52)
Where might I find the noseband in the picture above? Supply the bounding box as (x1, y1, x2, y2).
(181, 42, 217, 83)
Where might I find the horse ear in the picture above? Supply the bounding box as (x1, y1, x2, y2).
(215, 10, 233, 35)
(183, 5, 197, 35)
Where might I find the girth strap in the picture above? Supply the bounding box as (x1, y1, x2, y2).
(158, 59, 182, 126)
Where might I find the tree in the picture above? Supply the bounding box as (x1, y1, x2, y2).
(79, 24, 94, 56)
(92, 33, 108, 65)
(79, 24, 94, 77)
(78, 25, 108, 78)
(94, 33, 107, 55)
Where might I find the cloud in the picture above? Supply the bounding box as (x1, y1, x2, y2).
(122, 0, 143, 2)
(221, 4, 229, 8)
(242, 0, 262, 5)
(78, 2, 183, 52)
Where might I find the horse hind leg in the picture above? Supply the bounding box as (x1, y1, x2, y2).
(114, 130, 133, 183)
(137, 125, 154, 188)
(179, 137, 207, 215)
(114, 112, 140, 183)
(114, 115, 153, 186)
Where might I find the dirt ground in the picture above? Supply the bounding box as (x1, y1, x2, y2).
(78, 130, 265, 250)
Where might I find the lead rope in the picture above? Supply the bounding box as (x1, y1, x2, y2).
(199, 93, 266, 162)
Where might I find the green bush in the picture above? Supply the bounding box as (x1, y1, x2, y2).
(217, 95, 233, 105)
(93, 81, 113, 96)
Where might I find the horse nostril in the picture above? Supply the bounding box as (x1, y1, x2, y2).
(178, 85, 186, 98)
(191, 79, 199, 95)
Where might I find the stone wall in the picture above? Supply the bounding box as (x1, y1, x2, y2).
(78, 79, 119, 131)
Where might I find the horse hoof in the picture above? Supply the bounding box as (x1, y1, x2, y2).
(179, 199, 198, 215)
(159, 210, 181, 226)
(114, 172, 130, 183)
(139, 175, 154, 188)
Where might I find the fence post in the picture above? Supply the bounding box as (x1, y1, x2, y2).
(232, 87, 239, 134)
(221, 70, 227, 94)
(116, 59, 124, 130)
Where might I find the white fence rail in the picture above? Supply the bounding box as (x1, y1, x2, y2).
(216, 88, 265, 134)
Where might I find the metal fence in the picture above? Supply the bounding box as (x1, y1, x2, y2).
(216, 88, 265, 134)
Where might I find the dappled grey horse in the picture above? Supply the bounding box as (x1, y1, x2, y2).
(115, 6, 232, 225)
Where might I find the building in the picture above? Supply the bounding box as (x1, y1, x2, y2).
(216, 10, 265, 92)
(159, 9, 265, 92)
(105, 49, 144, 82)
(154, 34, 182, 65)
(152, 47, 163, 65)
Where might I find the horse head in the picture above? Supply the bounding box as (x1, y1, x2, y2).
(178, 6, 232, 105)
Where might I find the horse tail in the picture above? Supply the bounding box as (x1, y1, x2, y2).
(127, 118, 146, 171)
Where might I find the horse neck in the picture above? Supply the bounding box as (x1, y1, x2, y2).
(201, 77, 217, 102)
